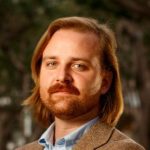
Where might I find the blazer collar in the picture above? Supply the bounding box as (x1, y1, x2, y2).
(73, 121, 115, 150)
(31, 141, 44, 150)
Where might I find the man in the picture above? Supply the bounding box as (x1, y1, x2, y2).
(16, 16, 145, 150)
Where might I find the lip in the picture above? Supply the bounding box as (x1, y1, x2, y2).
(52, 91, 73, 95)
(52, 89, 73, 93)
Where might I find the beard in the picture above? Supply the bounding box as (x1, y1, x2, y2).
(40, 83, 100, 120)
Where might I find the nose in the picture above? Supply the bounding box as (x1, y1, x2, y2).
(56, 67, 73, 84)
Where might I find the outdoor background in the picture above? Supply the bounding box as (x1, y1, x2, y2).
(0, 0, 150, 149)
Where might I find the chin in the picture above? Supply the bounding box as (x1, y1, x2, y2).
(49, 100, 80, 120)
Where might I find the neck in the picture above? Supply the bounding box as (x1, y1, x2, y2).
(54, 107, 99, 142)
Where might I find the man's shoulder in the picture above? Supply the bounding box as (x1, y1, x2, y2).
(112, 128, 134, 140)
(15, 141, 43, 150)
(108, 128, 145, 150)
(73, 121, 145, 150)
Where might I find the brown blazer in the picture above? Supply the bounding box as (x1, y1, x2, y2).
(16, 121, 145, 150)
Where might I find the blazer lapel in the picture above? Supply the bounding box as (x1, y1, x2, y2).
(73, 121, 115, 150)
(18, 141, 44, 150)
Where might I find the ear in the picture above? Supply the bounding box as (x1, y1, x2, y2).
(101, 71, 113, 94)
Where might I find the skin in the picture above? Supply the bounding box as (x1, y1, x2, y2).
(39, 29, 112, 142)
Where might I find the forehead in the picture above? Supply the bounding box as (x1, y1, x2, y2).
(43, 29, 100, 59)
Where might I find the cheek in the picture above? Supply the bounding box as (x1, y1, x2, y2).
(39, 75, 48, 99)
(39, 69, 54, 89)
(89, 79, 102, 95)
(75, 73, 102, 95)
(39, 71, 52, 100)
(39, 72, 47, 89)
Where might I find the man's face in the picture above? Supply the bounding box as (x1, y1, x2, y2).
(39, 29, 108, 120)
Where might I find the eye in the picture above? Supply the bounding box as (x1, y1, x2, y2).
(45, 61, 57, 69)
(72, 63, 88, 71)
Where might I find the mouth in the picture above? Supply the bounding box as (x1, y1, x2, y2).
(53, 89, 75, 95)
(52, 92, 75, 97)
(52, 89, 74, 94)
(48, 84, 80, 95)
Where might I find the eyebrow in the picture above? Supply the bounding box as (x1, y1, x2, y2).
(42, 56, 57, 61)
(71, 57, 90, 63)
(42, 56, 91, 63)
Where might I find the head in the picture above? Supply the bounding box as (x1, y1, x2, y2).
(24, 16, 124, 127)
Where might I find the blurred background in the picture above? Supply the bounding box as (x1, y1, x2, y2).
(0, 0, 150, 149)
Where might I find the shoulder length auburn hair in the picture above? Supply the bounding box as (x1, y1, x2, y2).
(23, 16, 124, 127)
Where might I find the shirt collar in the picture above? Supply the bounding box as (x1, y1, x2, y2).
(39, 116, 99, 148)
(38, 122, 55, 147)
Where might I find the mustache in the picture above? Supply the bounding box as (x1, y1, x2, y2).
(48, 83, 80, 95)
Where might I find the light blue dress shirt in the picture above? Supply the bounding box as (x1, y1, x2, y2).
(39, 117, 99, 150)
